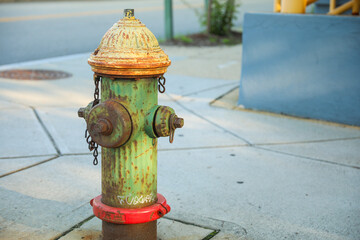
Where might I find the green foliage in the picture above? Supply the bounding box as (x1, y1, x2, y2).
(221, 38, 231, 44)
(202, 0, 240, 36)
(175, 35, 193, 44)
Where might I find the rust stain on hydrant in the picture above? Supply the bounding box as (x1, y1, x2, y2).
(78, 9, 183, 240)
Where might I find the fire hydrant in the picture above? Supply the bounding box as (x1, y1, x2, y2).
(78, 9, 184, 240)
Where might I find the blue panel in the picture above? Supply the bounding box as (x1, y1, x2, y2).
(238, 13, 360, 126)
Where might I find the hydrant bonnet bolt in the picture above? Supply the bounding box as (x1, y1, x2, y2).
(91, 118, 113, 136)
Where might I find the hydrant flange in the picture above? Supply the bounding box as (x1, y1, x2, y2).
(90, 193, 170, 224)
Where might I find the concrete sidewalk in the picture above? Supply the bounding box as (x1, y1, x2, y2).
(0, 44, 359, 240)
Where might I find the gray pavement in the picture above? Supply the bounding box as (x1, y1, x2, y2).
(0, 43, 360, 240)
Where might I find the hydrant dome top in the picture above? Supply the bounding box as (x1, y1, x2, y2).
(88, 9, 171, 77)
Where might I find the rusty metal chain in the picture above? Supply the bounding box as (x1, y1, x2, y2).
(85, 74, 101, 165)
(93, 75, 100, 107)
(85, 130, 99, 165)
(158, 76, 166, 93)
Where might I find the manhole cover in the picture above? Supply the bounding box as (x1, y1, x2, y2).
(0, 69, 72, 80)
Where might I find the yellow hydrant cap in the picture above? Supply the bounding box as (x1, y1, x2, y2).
(88, 9, 171, 78)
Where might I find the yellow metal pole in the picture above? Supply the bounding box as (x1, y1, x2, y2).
(274, 0, 281, 12)
(353, 0, 360, 15)
(281, 0, 306, 13)
(330, 0, 336, 11)
(328, 0, 353, 14)
(306, 0, 318, 6)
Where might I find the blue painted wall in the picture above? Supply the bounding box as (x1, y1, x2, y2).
(238, 13, 360, 126)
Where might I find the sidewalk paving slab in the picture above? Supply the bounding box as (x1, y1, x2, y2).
(0, 155, 99, 240)
(0, 107, 57, 158)
(158, 147, 360, 240)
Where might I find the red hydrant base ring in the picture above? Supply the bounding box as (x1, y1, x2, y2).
(90, 193, 171, 224)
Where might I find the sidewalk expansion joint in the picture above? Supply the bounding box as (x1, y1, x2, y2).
(255, 146, 360, 170)
(182, 82, 239, 97)
(53, 215, 95, 240)
(209, 85, 239, 106)
(163, 216, 219, 232)
(0, 153, 56, 160)
(0, 155, 60, 178)
(202, 230, 221, 240)
(158, 144, 249, 152)
(164, 213, 247, 238)
(255, 136, 360, 146)
(31, 107, 62, 155)
(62, 152, 94, 156)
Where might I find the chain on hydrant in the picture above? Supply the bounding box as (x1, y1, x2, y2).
(81, 74, 101, 165)
(77, 9, 184, 240)
(158, 75, 166, 93)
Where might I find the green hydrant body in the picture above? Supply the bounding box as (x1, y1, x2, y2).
(78, 9, 183, 240)
(101, 77, 158, 209)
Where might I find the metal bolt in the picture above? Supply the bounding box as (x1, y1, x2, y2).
(78, 108, 85, 118)
(93, 118, 113, 136)
(173, 117, 184, 129)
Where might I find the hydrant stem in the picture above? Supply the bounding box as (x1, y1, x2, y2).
(124, 9, 134, 18)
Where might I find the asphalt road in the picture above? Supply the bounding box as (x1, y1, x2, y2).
(0, 0, 272, 65)
(0, 0, 207, 65)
